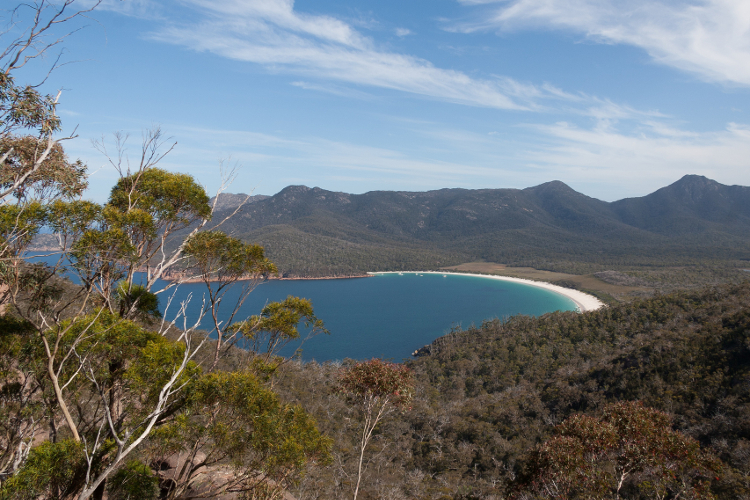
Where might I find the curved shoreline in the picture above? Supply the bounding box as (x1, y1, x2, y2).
(368, 271, 605, 313)
(160, 273, 370, 284)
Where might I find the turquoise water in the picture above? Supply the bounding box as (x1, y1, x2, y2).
(22, 255, 576, 361)
(159, 272, 576, 362)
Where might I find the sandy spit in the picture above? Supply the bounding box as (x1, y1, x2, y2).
(369, 271, 605, 313)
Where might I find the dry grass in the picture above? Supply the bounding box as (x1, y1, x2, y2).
(441, 262, 651, 302)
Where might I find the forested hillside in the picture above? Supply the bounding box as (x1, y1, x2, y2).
(208, 175, 750, 276)
(3, 2, 749, 500)
(272, 282, 750, 499)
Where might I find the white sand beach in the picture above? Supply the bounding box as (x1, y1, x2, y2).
(370, 271, 605, 313)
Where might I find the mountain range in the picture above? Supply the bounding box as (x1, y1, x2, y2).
(208, 175, 750, 276)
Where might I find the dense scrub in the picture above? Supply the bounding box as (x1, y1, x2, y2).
(271, 282, 750, 499)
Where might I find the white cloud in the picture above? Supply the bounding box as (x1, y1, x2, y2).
(74, 123, 507, 195)
(395, 27, 412, 37)
(522, 120, 750, 198)
(389, 114, 750, 199)
(174, 124, 498, 174)
(290, 81, 374, 99)
(76, 117, 750, 203)
(87, 0, 164, 19)
(456, 0, 750, 86)
(144, 0, 580, 111)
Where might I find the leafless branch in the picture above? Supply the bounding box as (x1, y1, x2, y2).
(1, 0, 103, 76)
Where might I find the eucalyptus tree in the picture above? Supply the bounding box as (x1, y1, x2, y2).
(0, 0, 99, 484)
(0, 0, 98, 206)
(337, 359, 414, 500)
(0, 3, 331, 499)
(1, 133, 332, 499)
(518, 401, 723, 499)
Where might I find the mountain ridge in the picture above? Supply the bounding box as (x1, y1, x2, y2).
(207, 175, 750, 276)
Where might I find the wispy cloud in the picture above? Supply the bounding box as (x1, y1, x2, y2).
(172, 124, 499, 173)
(143, 0, 577, 111)
(87, 0, 164, 19)
(290, 81, 375, 99)
(455, 0, 750, 86)
(141, 124, 511, 195)
(76, 117, 750, 203)
(580, 99, 665, 131)
(522, 120, 750, 197)
(386, 113, 750, 199)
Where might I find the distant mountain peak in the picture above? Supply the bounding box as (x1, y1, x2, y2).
(526, 180, 574, 191)
(278, 185, 312, 196)
(659, 175, 722, 202)
(524, 180, 585, 200)
(671, 174, 718, 189)
(205, 176, 750, 277)
(543, 180, 570, 188)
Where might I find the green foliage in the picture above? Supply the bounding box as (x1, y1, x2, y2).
(114, 281, 161, 319)
(0, 315, 44, 479)
(124, 336, 199, 406)
(233, 295, 328, 366)
(106, 460, 159, 500)
(0, 202, 46, 256)
(518, 401, 722, 499)
(0, 439, 85, 500)
(184, 230, 277, 281)
(148, 370, 331, 499)
(0, 73, 60, 137)
(12, 263, 64, 315)
(46, 199, 101, 246)
(0, 315, 32, 367)
(108, 168, 211, 229)
(41, 310, 197, 424)
(70, 227, 137, 286)
(198, 371, 331, 471)
(55, 309, 162, 361)
(0, 137, 86, 202)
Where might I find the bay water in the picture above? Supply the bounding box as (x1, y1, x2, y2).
(155, 272, 575, 362)
(23, 254, 576, 361)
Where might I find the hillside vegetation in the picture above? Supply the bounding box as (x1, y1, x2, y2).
(271, 282, 750, 499)
(4, 3, 749, 499)
(207, 176, 750, 283)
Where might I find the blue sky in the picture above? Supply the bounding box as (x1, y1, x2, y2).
(7, 0, 750, 201)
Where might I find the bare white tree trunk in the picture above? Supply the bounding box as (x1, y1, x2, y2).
(353, 396, 391, 500)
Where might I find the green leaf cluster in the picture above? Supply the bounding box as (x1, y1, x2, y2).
(109, 168, 211, 229)
(0, 440, 85, 500)
(106, 460, 159, 500)
(184, 230, 276, 281)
